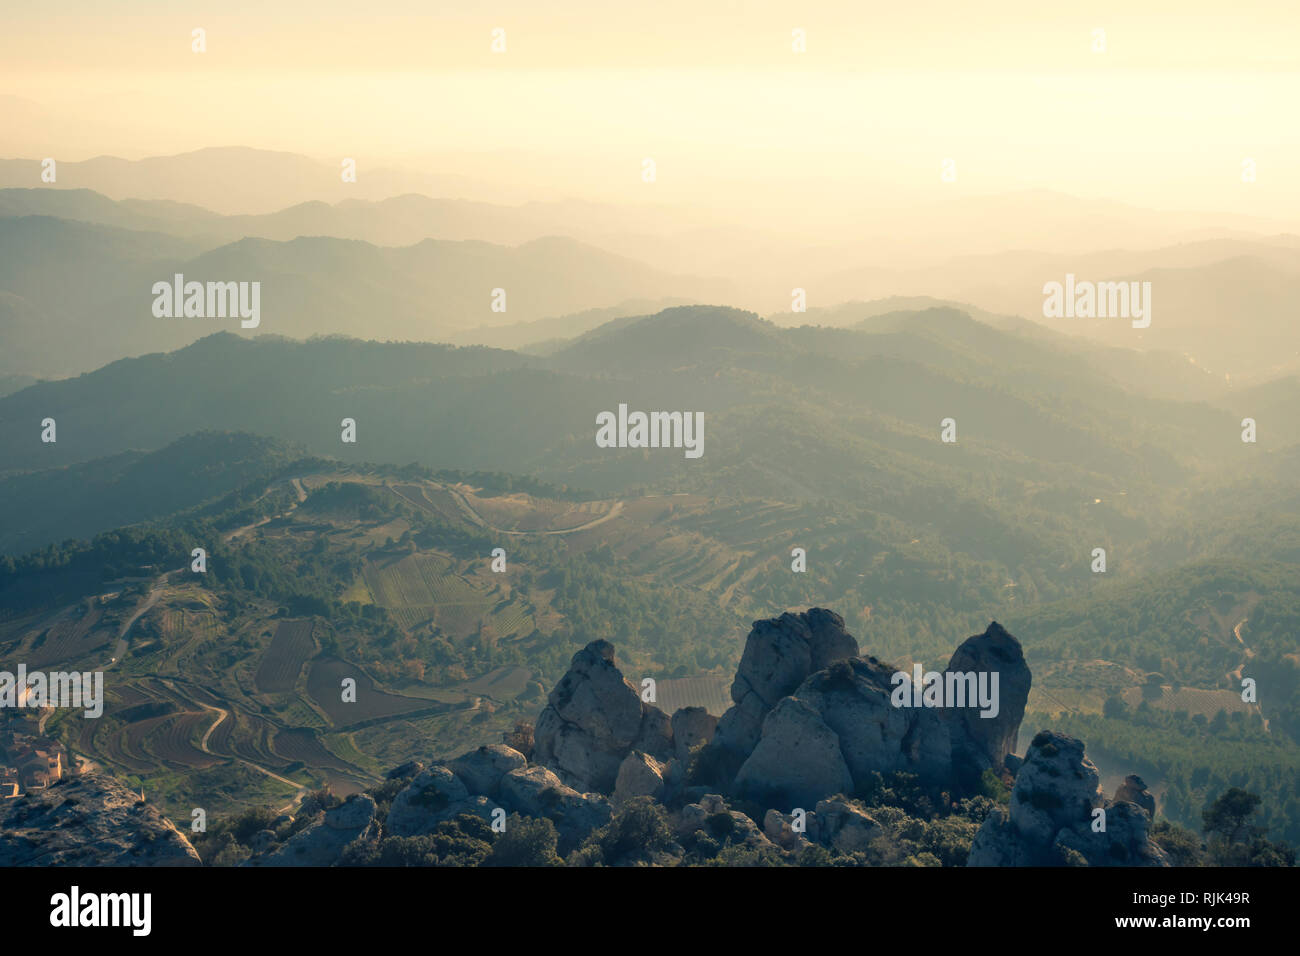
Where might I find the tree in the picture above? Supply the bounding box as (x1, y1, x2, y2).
(482, 814, 559, 867)
(1202, 787, 1262, 845)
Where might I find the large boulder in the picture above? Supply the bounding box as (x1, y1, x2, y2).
(713, 617, 1030, 807)
(386, 767, 502, 837)
(253, 793, 377, 867)
(533, 640, 674, 793)
(814, 797, 881, 854)
(671, 707, 718, 764)
(676, 794, 772, 848)
(498, 766, 612, 853)
(1113, 774, 1157, 819)
(613, 751, 667, 806)
(449, 744, 527, 798)
(944, 621, 1032, 786)
(968, 731, 1168, 867)
(0, 773, 200, 866)
(796, 657, 952, 788)
(712, 608, 859, 765)
(732, 696, 855, 807)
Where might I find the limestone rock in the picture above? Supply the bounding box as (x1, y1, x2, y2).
(762, 808, 812, 849)
(713, 609, 860, 762)
(671, 706, 718, 765)
(533, 640, 673, 793)
(945, 621, 1032, 786)
(0, 773, 200, 866)
(613, 751, 666, 806)
(1113, 774, 1157, 819)
(797, 657, 952, 789)
(498, 765, 611, 853)
(677, 794, 771, 848)
(732, 696, 854, 807)
(386, 767, 485, 837)
(449, 744, 527, 798)
(813, 797, 880, 854)
(386, 760, 425, 780)
(253, 793, 376, 866)
(968, 731, 1168, 867)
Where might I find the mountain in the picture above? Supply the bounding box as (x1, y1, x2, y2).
(0, 432, 303, 556)
(0, 147, 495, 215)
(0, 216, 734, 377)
(810, 244, 1300, 381)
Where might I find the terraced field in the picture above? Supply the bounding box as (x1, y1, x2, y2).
(457, 665, 533, 701)
(254, 619, 317, 693)
(459, 490, 616, 532)
(656, 675, 732, 716)
(1120, 684, 1258, 718)
(363, 553, 481, 607)
(306, 657, 439, 726)
(149, 712, 222, 769)
(273, 728, 364, 774)
(23, 601, 113, 667)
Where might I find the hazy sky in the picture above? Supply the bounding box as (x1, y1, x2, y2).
(3, 1, 1299, 217)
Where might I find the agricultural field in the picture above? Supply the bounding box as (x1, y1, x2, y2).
(458, 489, 617, 533)
(656, 675, 732, 716)
(306, 657, 444, 726)
(19, 600, 114, 668)
(254, 619, 318, 693)
(1120, 684, 1258, 719)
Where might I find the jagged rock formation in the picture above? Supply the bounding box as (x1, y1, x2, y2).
(351, 744, 612, 855)
(251, 793, 378, 866)
(449, 744, 528, 798)
(671, 707, 717, 764)
(613, 751, 667, 806)
(531, 639, 716, 797)
(0, 773, 200, 866)
(967, 731, 1168, 867)
(231, 607, 1167, 868)
(712, 615, 1030, 805)
(1114, 774, 1157, 819)
(385, 767, 498, 837)
(532, 639, 677, 793)
(763, 797, 881, 853)
(498, 766, 612, 852)
(945, 621, 1031, 781)
(676, 793, 772, 849)
(712, 608, 860, 762)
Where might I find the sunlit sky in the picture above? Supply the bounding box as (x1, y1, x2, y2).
(3, 1, 1299, 218)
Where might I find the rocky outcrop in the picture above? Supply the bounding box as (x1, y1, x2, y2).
(967, 731, 1168, 867)
(385, 767, 499, 837)
(499, 766, 611, 853)
(676, 793, 772, 849)
(532, 640, 674, 793)
(713, 609, 859, 762)
(732, 696, 855, 806)
(671, 707, 718, 764)
(0, 773, 200, 866)
(761, 797, 880, 853)
(945, 621, 1031, 784)
(1114, 774, 1157, 819)
(613, 751, 666, 806)
(813, 797, 882, 854)
(722, 619, 1030, 804)
(252, 793, 377, 867)
(449, 744, 527, 798)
